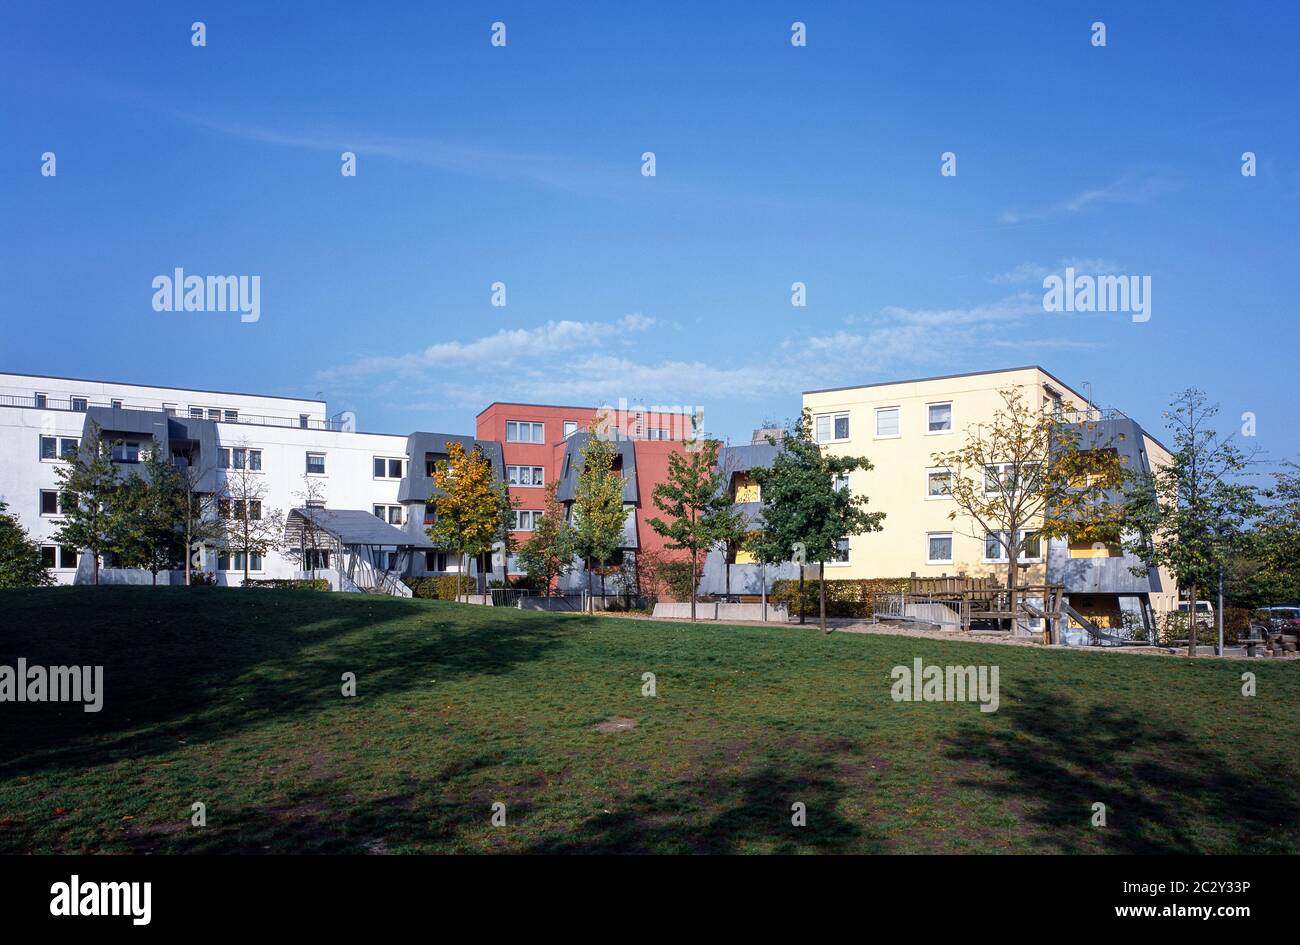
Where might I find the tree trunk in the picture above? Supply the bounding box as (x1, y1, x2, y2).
(689, 555, 697, 622)
(1186, 584, 1198, 657)
(586, 558, 594, 613)
(819, 561, 827, 633)
(1007, 556, 1018, 636)
(93, 552, 100, 585)
(152, 569, 158, 587)
(798, 568, 805, 625)
(724, 556, 731, 600)
(760, 564, 767, 622)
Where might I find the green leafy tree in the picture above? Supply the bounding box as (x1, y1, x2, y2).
(752, 410, 885, 633)
(116, 445, 187, 585)
(646, 438, 732, 621)
(428, 441, 502, 602)
(932, 386, 1127, 641)
(53, 424, 130, 585)
(517, 481, 574, 596)
(1122, 389, 1259, 655)
(176, 457, 226, 586)
(0, 499, 54, 588)
(572, 432, 627, 613)
(220, 462, 287, 585)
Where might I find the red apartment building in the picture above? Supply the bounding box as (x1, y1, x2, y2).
(475, 401, 698, 576)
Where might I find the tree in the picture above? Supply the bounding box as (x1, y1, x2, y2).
(176, 457, 225, 586)
(712, 502, 752, 601)
(221, 459, 286, 585)
(0, 500, 54, 588)
(1245, 459, 1300, 605)
(751, 410, 885, 633)
(1122, 389, 1259, 656)
(517, 481, 574, 596)
(485, 477, 518, 593)
(427, 441, 501, 603)
(116, 446, 187, 585)
(53, 424, 130, 585)
(646, 438, 731, 621)
(932, 387, 1126, 642)
(571, 432, 627, 613)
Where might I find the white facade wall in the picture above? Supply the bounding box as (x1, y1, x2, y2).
(0, 373, 434, 585)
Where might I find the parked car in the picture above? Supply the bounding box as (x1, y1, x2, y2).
(1177, 599, 1215, 627)
(1253, 605, 1300, 633)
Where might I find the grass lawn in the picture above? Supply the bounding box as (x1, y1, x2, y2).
(0, 587, 1296, 854)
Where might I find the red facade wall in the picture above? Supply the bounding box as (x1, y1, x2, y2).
(475, 402, 697, 568)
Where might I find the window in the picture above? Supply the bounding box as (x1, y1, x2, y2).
(111, 441, 140, 463)
(815, 412, 849, 443)
(513, 509, 543, 531)
(927, 469, 952, 498)
(35, 393, 47, 408)
(190, 407, 204, 419)
(830, 537, 850, 563)
(424, 551, 447, 572)
(983, 530, 1043, 563)
(70, 397, 87, 412)
(927, 533, 954, 564)
(563, 420, 578, 438)
(40, 436, 56, 460)
(219, 448, 229, 469)
(832, 472, 850, 492)
(41, 546, 56, 568)
(299, 415, 309, 429)
(224, 409, 238, 422)
(506, 421, 545, 443)
(111, 399, 123, 409)
(647, 428, 670, 440)
(218, 552, 263, 572)
(40, 490, 62, 516)
(248, 449, 261, 471)
(927, 402, 952, 433)
(59, 546, 78, 569)
(298, 549, 330, 570)
(207, 409, 222, 421)
(163, 403, 177, 416)
(373, 457, 404, 479)
(306, 453, 326, 475)
(60, 438, 78, 459)
(507, 465, 545, 487)
(984, 463, 1039, 494)
(40, 437, 77, 461)
(875, 407, 900, 438)
(373, 504, 403, 525)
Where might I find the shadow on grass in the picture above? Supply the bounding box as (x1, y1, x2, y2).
(943, 679, 1300, 854)
(0, 587, 569, 780)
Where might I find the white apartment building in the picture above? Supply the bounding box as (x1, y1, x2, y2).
(0, 372, 494, 588)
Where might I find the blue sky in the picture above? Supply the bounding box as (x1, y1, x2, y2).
(2, 1, 1298, 459)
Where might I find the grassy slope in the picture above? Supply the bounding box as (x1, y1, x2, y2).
(0, 587, 1295, 854)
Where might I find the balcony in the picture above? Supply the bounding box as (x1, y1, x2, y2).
(0, 393, 346, 432)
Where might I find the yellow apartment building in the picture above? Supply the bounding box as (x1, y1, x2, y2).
(803, 366, 1178, 641)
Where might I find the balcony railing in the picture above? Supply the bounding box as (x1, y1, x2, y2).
(0, 393, 346, 431)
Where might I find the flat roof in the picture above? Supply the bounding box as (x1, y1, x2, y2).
(803, 365, 1086, 401)
(0, 370, 326, 404)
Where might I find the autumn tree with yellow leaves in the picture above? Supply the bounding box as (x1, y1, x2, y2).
(427, 441, 514, 602)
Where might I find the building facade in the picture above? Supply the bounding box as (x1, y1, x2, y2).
(802, 366, 1178, 638)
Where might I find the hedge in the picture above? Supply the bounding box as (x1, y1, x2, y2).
(401, 575, 477, 600)
(241, 578, 331, 591)
(770, 577, 911, 619)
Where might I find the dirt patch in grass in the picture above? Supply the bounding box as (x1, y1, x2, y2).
(595, 717, 638, 733)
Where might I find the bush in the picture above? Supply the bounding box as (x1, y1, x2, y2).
(241, 578, 331, 591)
(658, 559, 697, 602)
(190, 571, 217, 586)
(1155, 609, 1220, 646)
(401, 575, 477, 600)
(770, 577, 911, 619)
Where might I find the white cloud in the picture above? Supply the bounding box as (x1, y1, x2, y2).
(999, 173, 1179, 224)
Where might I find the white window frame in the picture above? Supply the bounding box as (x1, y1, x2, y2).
(827, 536, 851, 566)
(507, 465, 545, 487)
(373, 456, 405, 480)
(506, 421, 545, 444)
(563, 420, 578, 438)
(39, 489, 65, 517)
(926, 532, 954, 565)
(70, 396, 88, 412)
(513, 509, 543, 531)
(874, 406, 901, 439)
(925, 467, 953, 500)
(926, 401, 953, 435)
(982, 529, 1043, 564)
(832, 472, 850, 492)
(815, 412, 850, 444)
(305, 452, 327, 476)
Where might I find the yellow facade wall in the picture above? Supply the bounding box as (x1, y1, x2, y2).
(801, 367, 1090, 581)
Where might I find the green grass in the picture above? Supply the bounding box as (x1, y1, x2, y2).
(0, 587, 1296, 854)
